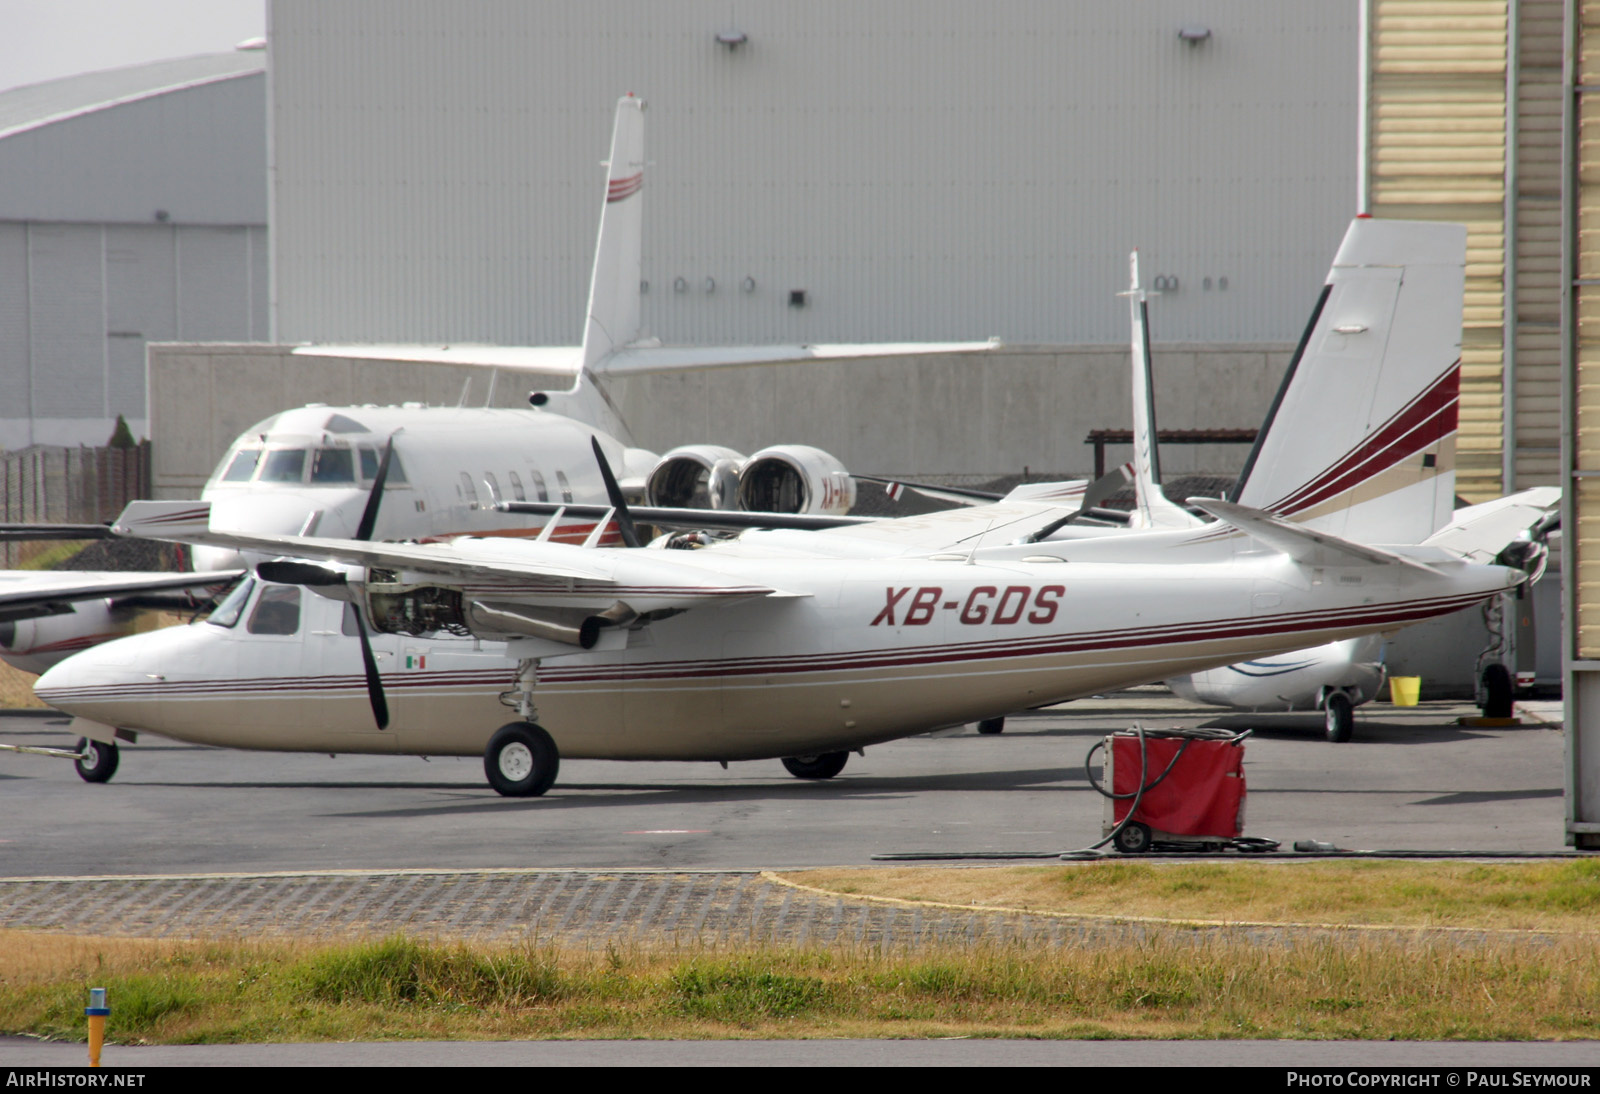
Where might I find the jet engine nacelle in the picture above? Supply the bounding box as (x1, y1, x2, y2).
(645, 445, 745, 511)
(0, 601, 133, 675)
(738, 445, 856, 516)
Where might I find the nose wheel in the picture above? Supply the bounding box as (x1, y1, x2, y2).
(73, 738, 119, 784)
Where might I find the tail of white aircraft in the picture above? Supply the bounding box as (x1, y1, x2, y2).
(581, 94, 646, 372)
(1230, 217, 1464, 544)
(1124, 251, 1204, 531)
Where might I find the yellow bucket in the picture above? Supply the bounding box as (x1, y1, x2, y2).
(1389, 676, 1421, 706)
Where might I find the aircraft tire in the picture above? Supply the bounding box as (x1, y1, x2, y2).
(1481, 663, 1514, 719)
(976, 717, 1006, 735)
(484, 722, 560, 797)
(73, 738, 119, 784)
(1324, 692, 1354, 743)
(781, 751, 849, 780)
(1112, 821, 1152, 854)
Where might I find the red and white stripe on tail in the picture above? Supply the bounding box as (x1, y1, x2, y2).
(1232, 217, 1465, 545)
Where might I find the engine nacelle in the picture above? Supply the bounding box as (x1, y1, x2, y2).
(0, 601, 134, 675)
(645, 445, 745, 510)
(737, 445, 856, 516)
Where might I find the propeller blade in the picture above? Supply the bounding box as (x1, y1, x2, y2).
(351, 601, 390, 730)
(354, 437, 395, 542)
(589, 436, 641, 548)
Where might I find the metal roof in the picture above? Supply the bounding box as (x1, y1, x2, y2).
(0, 51, 265, 142)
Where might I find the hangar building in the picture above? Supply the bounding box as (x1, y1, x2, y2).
(0, 49, 267, 449)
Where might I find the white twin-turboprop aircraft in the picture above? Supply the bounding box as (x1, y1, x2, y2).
(0, 94, 995, 674)
(32, 217, 1556, 794)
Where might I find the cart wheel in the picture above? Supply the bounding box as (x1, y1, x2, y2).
(1112, 821, 1153, 854)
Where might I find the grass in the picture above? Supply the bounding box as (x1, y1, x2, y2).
(782, 860, 1600, 933)
(3, 930, 1599, 1044)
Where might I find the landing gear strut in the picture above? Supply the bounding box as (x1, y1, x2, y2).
(486, 657, 560, 796)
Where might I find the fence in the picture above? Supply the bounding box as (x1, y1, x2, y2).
(0, 443, 151, 567)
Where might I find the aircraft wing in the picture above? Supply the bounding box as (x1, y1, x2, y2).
(0, 569, 243, 622)
(0, 523, 116, 541)
(114, 501, 782, 613)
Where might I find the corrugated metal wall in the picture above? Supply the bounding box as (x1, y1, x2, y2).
(1367, 0, 1509, 503)
(269, 0, 1358, 347)
(0, 222, 268, 448)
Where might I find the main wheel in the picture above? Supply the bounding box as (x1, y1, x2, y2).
(1481, 663, 1514, 719)
(73, 738, 119, 784)
(484, 722, 560, 797)
(1112, 821, 1153, 854)
(1324, 692, 1354, 743)
(781, 752, 849, 779)
(976, 717, 1006, 735)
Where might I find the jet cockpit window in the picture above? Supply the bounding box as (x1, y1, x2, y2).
(508, 471, 526, 502)
(221, 448, 262, 482)
(529, 470, 549, 502)
(556, 470, 573, 502)
(247, 585, 302, 636)
(358, 446, 409, 485)
(259, 448, 308, 483)
(205, 577, 256, 629)
(310, 447, 356, 484)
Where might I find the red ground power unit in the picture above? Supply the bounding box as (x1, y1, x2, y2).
(1101, 729, 1247, 853)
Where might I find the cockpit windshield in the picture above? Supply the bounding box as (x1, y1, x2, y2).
(358, 446, 409, 485)
(205, 577, 255, 628)
(310, 448, 356, 484)
(221, 448, 261, 482)
(258, 449, 307, 483)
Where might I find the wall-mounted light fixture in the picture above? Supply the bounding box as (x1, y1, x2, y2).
(1177, 25, 1211, 45)
(673, 276, 687, 293)
(789, 290, 807, 308)
(716, 30, 748, 49)
(742, 276, 756, 293)
(704, 277, 716, 293)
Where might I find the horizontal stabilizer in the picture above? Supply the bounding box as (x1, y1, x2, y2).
(1190, 497, 1440, 573)
(1422, 487, 1561, 562)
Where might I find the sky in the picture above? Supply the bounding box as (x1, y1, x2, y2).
(0, 0, 265, 93)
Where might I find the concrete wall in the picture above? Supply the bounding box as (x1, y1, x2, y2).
(148, 342, 1293, 498)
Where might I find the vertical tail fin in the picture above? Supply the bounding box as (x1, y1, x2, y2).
(542, 95, 646, 443)
(581, 94, 645, 372)
(1124, 251, 1202, 530)
(1231, 217, 1464, 543)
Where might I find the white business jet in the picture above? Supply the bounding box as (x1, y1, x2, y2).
(0, 94, 993, 673)
(31, 221, 1557, 792)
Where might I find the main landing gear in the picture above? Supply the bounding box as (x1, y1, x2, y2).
(486, 656, 560, 797)
(1323, 692, 1354, 743)
(782, 752, 849, 779)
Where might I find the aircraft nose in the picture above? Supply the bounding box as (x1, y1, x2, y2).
(35, 631, 159, 714)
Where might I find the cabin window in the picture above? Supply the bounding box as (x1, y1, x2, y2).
(556, 470, 573, 502)
(459, 472, 479, 508)
(358, 446, 409, 485)
(310, 448, 356, 484)
(221, 449, 261, 482)
(205, 578, 255, 629)
(259, 448, 307, 483)
(529, 470, 549, 502)
(483, 472, 501, 505)
(508, 471, 526, 502)
(247, 585, 301, 636)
